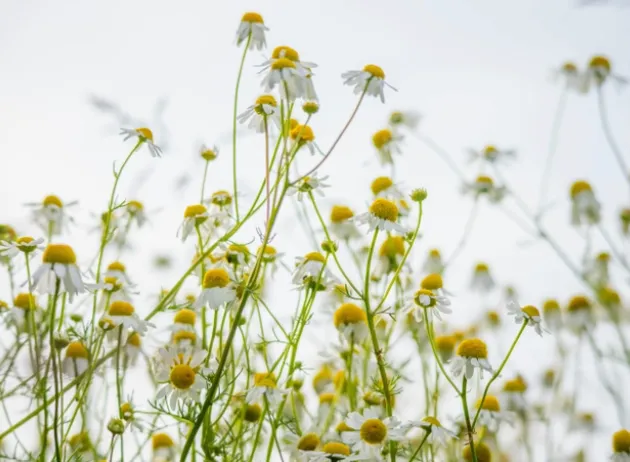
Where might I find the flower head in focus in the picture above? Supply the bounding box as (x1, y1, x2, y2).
(334, 303, 369, 343)
(31, 244, 91, 302)
(506, 301, 548, 336)
(341, 64, 396, 103)
(238, 94, 281, 133)
(354, 198, 407, 235)
(288, 173, 330, 202)
(235, 12, 268, 50)
(119, 127, 162, 157)
(612, 429, 630, 461)
(341, 407, 407, 460)
(178, 204, 210, 242)
(195, 267, 238, 310)
(450, 338, 493, 379)
(0, 236, 45, 259)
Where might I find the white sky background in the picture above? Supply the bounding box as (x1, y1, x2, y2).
(1, 0, 630, 460)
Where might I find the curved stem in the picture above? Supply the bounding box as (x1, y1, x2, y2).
(423, 310, 460, 395)
(461, 377, 478, 462)
(444, 199, 478, 269)
(596, 85, 630, 187)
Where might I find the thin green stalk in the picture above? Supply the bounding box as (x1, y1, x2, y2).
(423, 310, 460, 395)
(408, 431, 430, 462)
(461, 377, 478, 462)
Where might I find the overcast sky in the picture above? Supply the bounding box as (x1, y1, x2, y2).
(1, 0, 629, 459)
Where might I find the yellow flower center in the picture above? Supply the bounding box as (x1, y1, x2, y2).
(369, 198, 398, 222)
(456, 338, 488, 359)
(297, 433, 320, 451)
(104, 277, 121, 292)
(241, 12, 264, 23)
(304, 251, 326, 263)
(319, 392, 336, 405)
(0, 300, 8, 310)
(184, 204, 207, 218)
(254, 372, 277, 388)
(201, 148, 217, 161)
(333, 370, 345, 389)
(613, 429, 630, 453)
(271, 45, 300, 61)
(42, 244, 77, 264)
(475, 175, 494, 187)
(435, 335, 456, 352)
(562, 61, 577, 73)
(322, 442, 351, 456)
(421, 273, 443, 291)
(371, 176, 393, 195)
(135, 127, 154, 142)
(242, 403, 262, 422)
(127, 200, 144, 211)
(422, 416, 442, 427)
(211, 190, 233, 206)
(336, 421, 354, 433)
(107, 261, 126, 273)
(174, 309, 196, 325)
(202, 268, 230, 288)
(152, 433, 174, 449)
(429, 248, 441, 258)
(255, 94, 277, 107)
(487, 311, 500, 325)
(127, 332, 141, 347)
(68, 432, 91, 451)
(330, 205, 354, 223)
(462, 442, 491, 462)
(173, 330, 197, 345)
(14, 293, 36, 310)
(379, 236, 405, 258)
(503, 377, 527, 393)
(334, 303, 367, 327)
(476, 395, 500, 412)
(597, 252, 610, 262)
(16, 236, 34, 246)
(521, 305, 540, 318)
(599, 287, 621, 307)
(570, 180, 592, 199)
(271, 58, 296, 70)
(589, 55, 611, 72)
(120, 402, 133, 419)
(108, 301, 135, 317)
(483, 145, 497, 157)
(414, 288, 436, 307)
(290, 124, 315, 142)
(363, 64, 385, 79)
(543, 299, 560, 313)
(169, 364, 196, 389)
(475, 262, 489, 273)
(360, 418, 387, 444)
(313, 365, 333, 387)
(43, 195, 63, 208)
(567, 295, 591, 312)
(66, 342, 88, 359)
(303, 101, 319, 114)
(372, 129, 392, 149)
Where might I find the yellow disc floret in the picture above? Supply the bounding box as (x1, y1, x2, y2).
(304, 251, 326, 263)
(543, 299, 560, 314)
(567, 295, 591, 312)
(371, 176, 393, 195)
(521, 305, 540, 318)
(290, 124, 315, 143)
(503, 377, 527, 393)
(152, 433, 174, 450)
(379, 236, 405, 258)
(271, 58, 296, 70)
(372, 129, 392, 149)
(271, 46, 300, 61)
(253, 372, 277, 388)
(244, 403, 262, 422)
(363, 64, 385, 79)
(369, 198, 398, 222)
(435, 335, 456, 353)
(570, 181, 592, 199)
(174, 309, 196, 326)
(462, 441, 491, 462)
(127, 332, 141, 347)
(476, 395, 500, 412)
(322, 441, 351, 455)
(43, 195, 63, 208)
(612, 429, 630, 453)
(108, 301, 135, 317)
(297, 433, 320, 451)
(330, 205, 354, 223)
(170, 364, 196, 389)
(422, 416, 442, 428)
(334, 303, 367, 327)
(14, 293, 36, 310)
(202, 268, 230, 288)
(241, 12, 264, 23)
(42, 244, 77, 264)
(255, 94, 277, 108)
(173, 330, 196, 345)
(183, 204, 207, 218)
(107, 261, 126, 273)
(136, 128, 154, 142)
(360, 418, 387, 444)
(589, 55, 611, 72)
(457, 338, 488, 359)
(421, 273, 443, 291)
(66, 342, 89, 359)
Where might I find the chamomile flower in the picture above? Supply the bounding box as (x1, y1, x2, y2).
(586, 251, 610, 286)
(570, 180, 601, 226)
(172, 330, 198, 349)
(177, 204, 210, 242)
(502, 376, 528, 411)
(584, 55, 627, 90)
(329, 205, 360, 240)
(62, 341, 89, 377)
(620, 208, 630, 236)
(470, 262, 495, 292)
(388, 110, 421, 130)
(370, 176, 403, 200)
(542, 299, 562, 331)
(408, 288, 452, 323)
(416, 416, 457, 446)
(333, 303, 369, 342)
(260, 55, 306, 101)
(119, 127, 162, 157)
(238, 94, 281, 133)
(554, 61, 585, 92)
(152, 433, 176, 462)
(354, 198, 407, 235)
(612, 429, 630, 461)
(25, 195, 77, 235)
(259, 45, 317, 75)
(126, 200, 149, 227)
(420, 273, 451, 297)
(312, 364, 335, 395)
(10, 293, 41, 331)
(104, 261, 134, 286)
(31, 244, 90, 302)
(464, 175, 505, 203)
(468, 145, 516, 165)
(290, 124, 320, 155)
(171, 308, 197, 333)
(373, 235, 407, 278)
(102, 301, 152, 343)
(462, 441, 492, 462)
(341, 64, 396, 103)
(450, 338, 493, 379)
(209, 190, 234, 214)
(475, 395, 513, 431)
(288, 173, 330, 201)
(565, 295, 594, 330)
(125, 332, 142, 365)
(235, 12, 268, 50)
(319, 441, 351, 460)
(422, 249, 444, 274)
(371, 128, 403, 165)
(284, 431, 326, 462)
(246, 372, 288, 406)
(0, 236, 45, 259)
(292, 252, 329, 286)
(342, 407, 407, 461)
(506, 301, 548, 336)
(155, 345, 211, 409)
(195, 268, 238, 310)
(434, 335, 457, 362)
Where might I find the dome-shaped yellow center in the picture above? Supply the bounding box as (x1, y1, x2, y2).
(14, 293, 36, 310)
(334, 303, 367, 327)
(127, 332, 141, 347)
(599, 287, 621, 307)
(421, 273, 443, 291)
(476, 395, 500, 412)
(184, 204, 207, 218)
(319, 392, 336, 405)
(43, 195, 63, 208)
(120, 402, 133, 419)
(174, 309, 196, 325)
(589, 55, 611, 72)
(108, 301, 135, 317)
(456, 338, 488, 359)
(272, 45, 300, 61)
(435, 335, 456, 352)
(330, 205, 354, 223)
(475, 262, 489, 273)
(173, 330, 197, 345)
(271, 58, 296, 70)
(414, 288, 436, 307)
(297, 433, 320, 451)
(290, 124, 315, 142)
(202, 268, 230, 288)
(16, 236, 34, 246)
(201, 147, 217, 161)
(521, 305, 540, 318)
(313, 365, 333, 386)
(135, 127, 154, 142)
(613, 429, 630, 453)
(503, 377, 527, 393)
(241, 12, 264, 23)
(483, 145, 497, 157)
(211, 190, 232, 206)
(562, 62, 578, 73)
(379, 236, 405, 258)
(570, 180, 592, 199)
(170, 364, 196, 389)
(244, 403, 262, 422)
(322, 442, 350, 455)
(475, 175, 494, 187)
(42, 244, 76, 264)
(371, 176, 393, 195)
(369, 198, 398, 222)
(462, 442, 491, 462)
(429, 249, 441, 258)
(422, 416, 442, 427)
(304, 251, 326, 263)
(336, 421, 354, 433)
(127, 200, 144, 211)
(255, 94, 277, 107)
(567, 295, 591, 312)
(66, 342, 88, 359)
(107, 261, 126, 273)
(372, 129, 392, 149)
(360, 418, 387, 444)
(254, 372, 277, 388)
(152, 433, 174, 449)
(363, 64, 385, 79)
(543, 299, 560, 313)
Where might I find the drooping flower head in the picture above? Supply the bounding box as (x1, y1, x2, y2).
(235, 12, 268, 50)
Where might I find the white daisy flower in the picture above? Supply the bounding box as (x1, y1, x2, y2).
(177, 204, 210, 242)
(151, 433, 177, 462)
(329, 205, 361, 240)
(288, 173, 330, 201)
(449, 338, 493, 380)
(474, 395, 514, 432)
(194, 267, 238, 310)
(583, 55, 627, 91)
(62, 342, 89, 377)
(506, 301, 548, 337)
(238, 94, 281, 133)
(171, 308, 197, 333)
(611, 429, 630, 462)
(333, 303, 369, 343)
(283, 431, 327, 462)
(388, 110, 421, 130)
(258, 45, 317, 76)
(565, 295, 594, 331)
(124, 332, 143, 366)
(25, 195, 77, 236)
(341, 407, 407, 461)
(570, 180, 601, 226)
(104, 260, 135, 286)
(470, 262, 495, 292)
(414, 416, 457, 446)
(553, 61, 585, 92)
(155, 345, 212, 409)
(341, 64, 396, 103)
(289, 124, 321, 155)
(0, 236, 45, 259)
(246, 372, 288, 407)
(10, 292, 42, 332)
(502, 377, 528, 412)
(353, 198, 408, 235)
(292, 252, 329, 286)
(464, 175, 506, 203)
(422, 249, 444, 274)
(260, 57, 307, 101)
(586, 252, 610, 287)
(370, 176, 404, 200)
(371, 128, 403, 165)
(542, 299, 562, 331)
(408, 288, 452, 324)
(101, 300, 153, 344)
(31, 244, 90, 302)
(468, 145, 516, 165)
(119, 127, 162, 157)
(235, 12, 268, 50)
(126, 200, 150, 227)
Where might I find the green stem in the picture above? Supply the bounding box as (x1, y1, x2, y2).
(423, 310, 460, 395)
(408, 431, 430, 462)
(461, 377, 478, 462)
